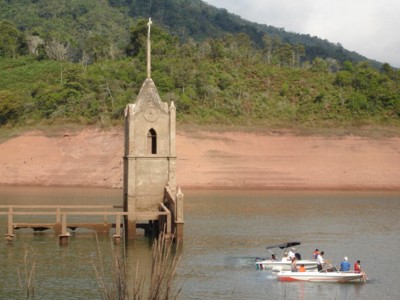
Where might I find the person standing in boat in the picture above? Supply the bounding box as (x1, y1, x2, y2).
(288, 247, 296, 261)
(354, 260, 362, 273)
(291, 257, 298, 272)
(316, 251, 325, 271)
(340, 257, 351, 271)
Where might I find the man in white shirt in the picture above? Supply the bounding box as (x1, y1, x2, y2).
(288, 247, 296, 261)
(316, 251, 325, 271)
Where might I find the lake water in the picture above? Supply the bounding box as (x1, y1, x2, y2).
(0, 187, 399, 299)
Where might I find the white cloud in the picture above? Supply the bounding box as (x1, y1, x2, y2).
(206, 0, 400, 67)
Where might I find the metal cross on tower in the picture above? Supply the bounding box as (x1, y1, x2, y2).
(147, 18, 152, 78)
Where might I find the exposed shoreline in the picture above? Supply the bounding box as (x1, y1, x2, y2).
(0, 128, 399, 191)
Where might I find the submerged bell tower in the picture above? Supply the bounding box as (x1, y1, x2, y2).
(123, 19, 184, 239)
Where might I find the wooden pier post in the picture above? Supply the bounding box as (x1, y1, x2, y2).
(159, 203, 172, 239)
(58, 213, 71, 245)
(5, 207, 14, 241)
(113, 214, 122, 244)
(54, 207, 62, 234)
(175, 188, 184, 241)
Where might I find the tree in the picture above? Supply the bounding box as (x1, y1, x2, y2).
(208, 38, 224, 62)
(126, 18, 176, 58)
(262, 35, 284, 65)
(292, 44, 305, 67)
(277, 43, 292, 66)
(380, 63, 395, 80)
(262, 34, 274, 64)
(342, 61, 354, 72)
(234, 33, 253, 60)
(85, 34, 110, 61)
(26, 35, 45, 57)
(45, 38, 70, 61)
(334, 70, 353, 87)
(0, 21, 27, 58)
(0, 91, 23, 125)
(310, 57, 328, 72)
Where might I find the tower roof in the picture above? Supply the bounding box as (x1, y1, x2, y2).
(133, 78, 168, 113)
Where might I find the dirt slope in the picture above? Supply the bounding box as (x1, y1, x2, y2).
(0, 128, 399, 190)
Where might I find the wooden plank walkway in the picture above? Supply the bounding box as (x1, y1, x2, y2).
(1, 204, 172, 242)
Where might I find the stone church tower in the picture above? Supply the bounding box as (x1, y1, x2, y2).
(123, 19, 183, 239)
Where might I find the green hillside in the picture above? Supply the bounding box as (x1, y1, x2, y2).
(0, 0, 382, 66)
(0, 0, 399, 129)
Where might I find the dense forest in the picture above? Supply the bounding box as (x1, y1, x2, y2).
(0, 0, 399, 128)
(0, 0, 381, 66)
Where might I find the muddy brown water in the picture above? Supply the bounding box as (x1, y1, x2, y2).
(0, 187, 399, 299)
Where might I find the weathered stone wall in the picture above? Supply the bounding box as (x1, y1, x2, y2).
(135, 159, 169, 211)
(124, 78, 176, 217)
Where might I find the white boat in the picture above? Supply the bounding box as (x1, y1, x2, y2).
(255, 259, 318, 272)
(255, 241, 318, 272)
(277, 270, 368, 283)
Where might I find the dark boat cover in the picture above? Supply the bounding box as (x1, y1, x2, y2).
(266, 242, 301, 250)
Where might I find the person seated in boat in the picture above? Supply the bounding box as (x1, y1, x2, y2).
(291, 257, 298, 272)
(316, 251, 325, 271)
(340, 256, 351, 272)
(299, 264, 306, 272)
(271, 254, 277, 261)
(354, 260, 362, 273)
(313, 249, 320, 259)
(295, 252, 302, 260)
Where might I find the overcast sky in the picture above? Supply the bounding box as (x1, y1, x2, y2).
(205, 0, 400, 68)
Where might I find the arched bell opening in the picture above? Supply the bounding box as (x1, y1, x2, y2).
(147, 128, 157, 154)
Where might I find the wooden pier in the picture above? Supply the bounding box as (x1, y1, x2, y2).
(1, 202, 173, 244)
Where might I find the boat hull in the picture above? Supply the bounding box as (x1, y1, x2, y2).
(277, 271, 366, 283)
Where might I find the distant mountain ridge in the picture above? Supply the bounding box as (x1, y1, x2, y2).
(128, 0, 379, 66)
(0, 0, 381, 67)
